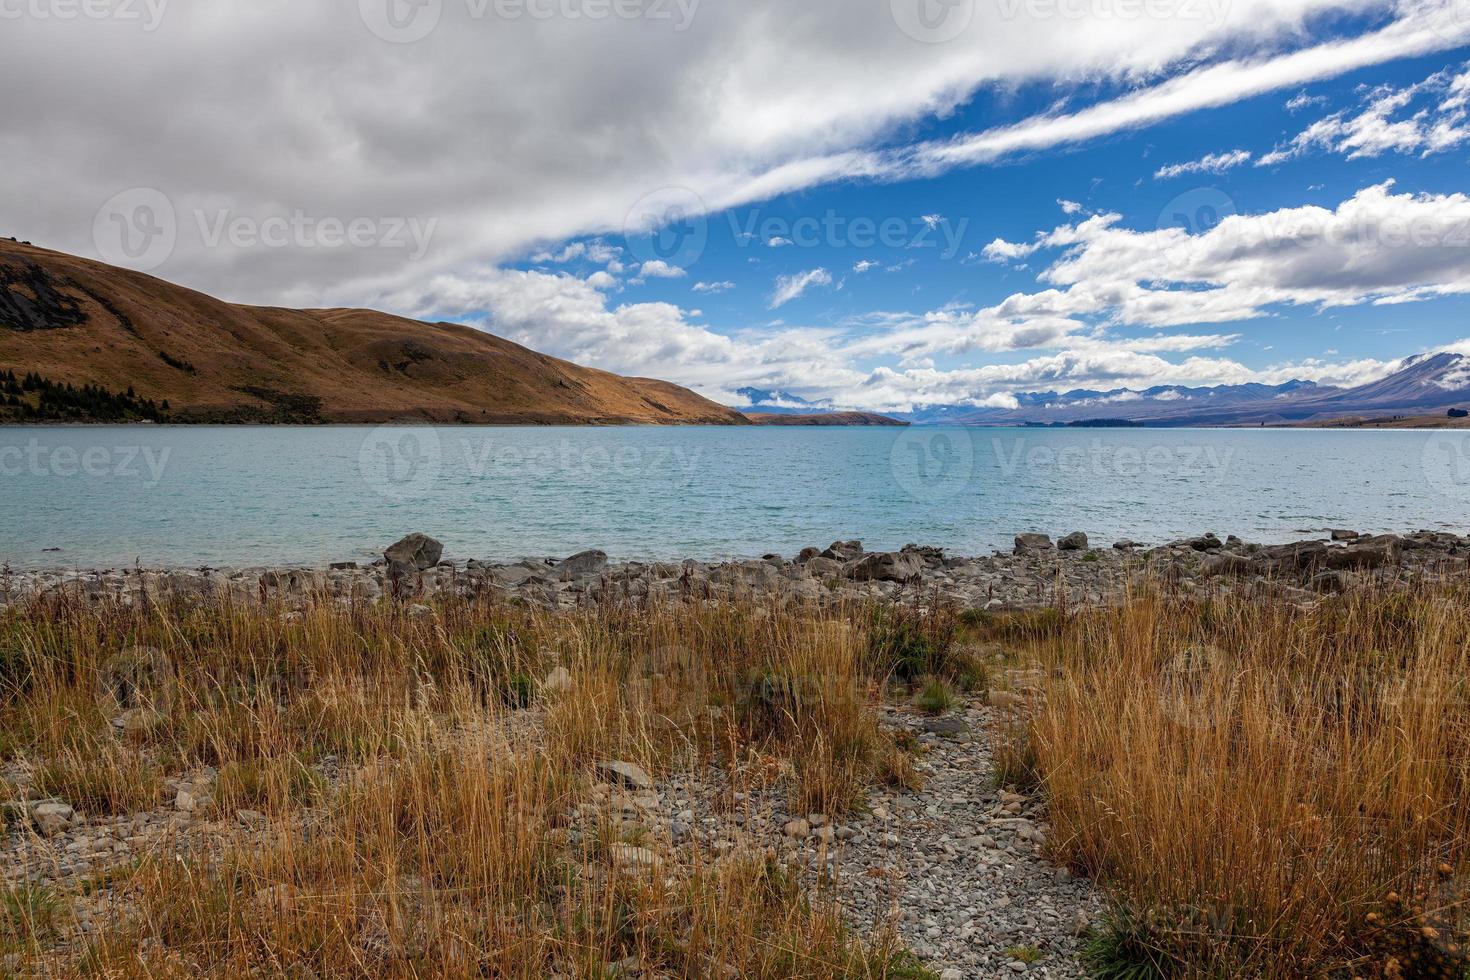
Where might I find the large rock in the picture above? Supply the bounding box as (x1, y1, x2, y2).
(558, 549, 608, 579)
(848, 551, 924, 583)
(29, 800, 76, 837)
(596, 760, 653, 791)
(1057, 531, 1089, 551)
(803, 556, 842, 578)
(821, 540, 865, 562)
(1325, 535, 1399, 570)
(384, 533, 443, 570)
(709, 561, 780, 589)
(1202, 553, 1253, 578)
(1258, 540, 1329, 570)
(1014, 533, 1054, 555)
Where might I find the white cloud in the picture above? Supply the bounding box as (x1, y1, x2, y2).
(907, 8, 1470, 176)
(1286, 90, 1329, 112)
(1260, 64, 1470, 164)
(692, 280, 735, 293)
(979, 182, 1470, 333)
(6, 1, 1467, 309)
(769, 268, 833, 309)
(376, 248, 1440, 413)
(1058, 199, 1084, 214)
(533, 239, 623, 264)
(853, 259, 879, 273)
(767, 236, 793, 247)
(638, 260, 686, 279)
(1154, 149, 1253, 179)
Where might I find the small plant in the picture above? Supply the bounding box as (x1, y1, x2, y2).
(870, 603, 958, 681)
(1006, 943, 1045, 964)
(915, 676, 955, 715)
(217, 755, 323, 812)
(501, 672, 537, 709)
(0, 881, 59, 949)
(958, 607, 1063, 644)
(31, 742, 167, 814)
(878, 733, 925, 792)
(991, 725, 1041, 793)
(879, 949, 942, 979)
(1081, 909, 1179, 980)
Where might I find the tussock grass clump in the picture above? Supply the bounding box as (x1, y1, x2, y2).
(1013, 585, 1470, 978)
(0, 593, 925, 977)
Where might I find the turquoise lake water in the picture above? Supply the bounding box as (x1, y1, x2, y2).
(1, 425, 1467, 569)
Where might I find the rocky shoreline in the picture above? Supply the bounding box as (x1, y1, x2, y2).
(6, 527, 1465, 610)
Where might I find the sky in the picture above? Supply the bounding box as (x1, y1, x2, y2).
(3, 0, 1470, 411)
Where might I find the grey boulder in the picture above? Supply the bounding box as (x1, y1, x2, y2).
(1014, 533, 1054, 555)
(847, 551, 924, 583)
(384, 533, 443, 570)
(558, 549, 609, 579)
(821, 540, 865, 562)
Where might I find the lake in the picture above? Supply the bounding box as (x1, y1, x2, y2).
(1, 424, 1467, 569)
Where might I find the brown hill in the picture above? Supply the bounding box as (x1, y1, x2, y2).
(0, 239, 748, 425)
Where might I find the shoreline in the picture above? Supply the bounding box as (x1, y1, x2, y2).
(8, 527, 1465, 609)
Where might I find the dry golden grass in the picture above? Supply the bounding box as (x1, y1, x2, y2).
(1003, 585, 1470, 979)
(0, 594, 944, 978)
(11, 581, 1462, 977)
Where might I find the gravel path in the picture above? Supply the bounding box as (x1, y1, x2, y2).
(832, 701, 1103, 978)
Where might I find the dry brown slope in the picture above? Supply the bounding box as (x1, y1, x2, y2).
(0, 239, 748, 424)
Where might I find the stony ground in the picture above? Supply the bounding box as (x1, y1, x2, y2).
(1, 682, 1098, 978)
(836, 702, 1100, 978)
(6, 527, 1466, 616)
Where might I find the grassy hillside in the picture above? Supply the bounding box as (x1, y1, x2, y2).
(0, 240, 748, 425)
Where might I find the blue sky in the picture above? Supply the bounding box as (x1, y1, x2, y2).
(8, 0, 1470, 411)
(503, 45, 1470, 409)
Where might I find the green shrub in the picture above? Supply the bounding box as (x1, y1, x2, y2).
(915, 677, 955, 715)
(1081, 908, 1181, 980)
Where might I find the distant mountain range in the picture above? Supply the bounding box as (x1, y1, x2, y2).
(738, 355, 1470, 427)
